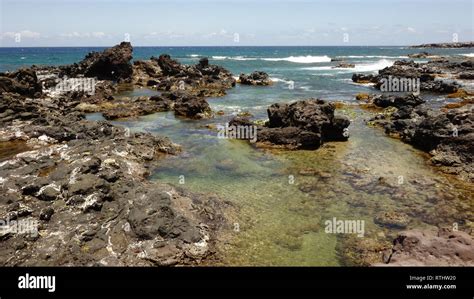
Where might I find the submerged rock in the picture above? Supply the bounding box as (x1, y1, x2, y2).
(337, 235, 392, 266)
(374, 211, 410, 229)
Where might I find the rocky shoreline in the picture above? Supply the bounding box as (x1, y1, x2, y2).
(352, 55, 474, 182)
(0, 43, 239, 266)
(0, 42, 473, 266)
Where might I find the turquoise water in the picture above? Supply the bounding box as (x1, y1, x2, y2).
(4, 46, 473, 265)
(2, 46, 472, 105)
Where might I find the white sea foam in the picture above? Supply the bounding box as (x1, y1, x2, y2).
(336, 55, 408, 59)
(311, 73, 335, 77)
(189, 54, 200, 57)
(211, 55, 257, 61)
(210, 55, 331, 63)
(262, 55, 331, 63)
(460, 53, 474, 57)
(304, 66, 332, 71)
(302, 59, 394, 73)
(270, 77, 293, 84)
(234, 56, 257, 61)
(351, 59, 394, 72)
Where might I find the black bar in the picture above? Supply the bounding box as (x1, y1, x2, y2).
(0, 267, 472, 298)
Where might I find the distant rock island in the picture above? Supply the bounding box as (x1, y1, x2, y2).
(411, 41, 474, 48)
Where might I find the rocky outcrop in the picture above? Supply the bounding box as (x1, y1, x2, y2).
(352, 59, 473, 93)
(61, 42, 133, 82)
(411, 42, 474, 48)
(238, 71, 273, 86)
(333, 62, 355, 68)
(407, 52, 432, 58)
(173, 92, 211, 119)
(231, 99, 350, 149)
(351, 73, 378, 84)
(28, 44, 239, 120)
(372, 94, 425, 108)
(381, 228, 474, 266)
(98, 95, 172, 120)
(0, 68, 42, 97)
(148, 55, 236, 97)
(132, 59, 162, 86)
(459, 71, 474, 79)
(156, 54, 185, 76)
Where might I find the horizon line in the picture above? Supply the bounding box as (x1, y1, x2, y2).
(1, 40, 471, 48)
(0, 44, 416, 48)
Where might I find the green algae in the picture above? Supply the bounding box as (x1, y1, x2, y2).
(113, 104, 473, 266)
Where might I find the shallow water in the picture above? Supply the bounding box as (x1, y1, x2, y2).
(110, 94, 473, 266)
(0, 140, 31, 162)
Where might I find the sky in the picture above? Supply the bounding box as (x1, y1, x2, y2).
(0, 0, 473, 47)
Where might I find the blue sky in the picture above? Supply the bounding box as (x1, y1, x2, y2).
(0, 0, 472, 46)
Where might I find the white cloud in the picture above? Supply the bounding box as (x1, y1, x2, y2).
(1, 30, 41, 39)
(91, 32, 106, 38)
(59, 31, 108, 38)
(407, 27, 416, 33)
